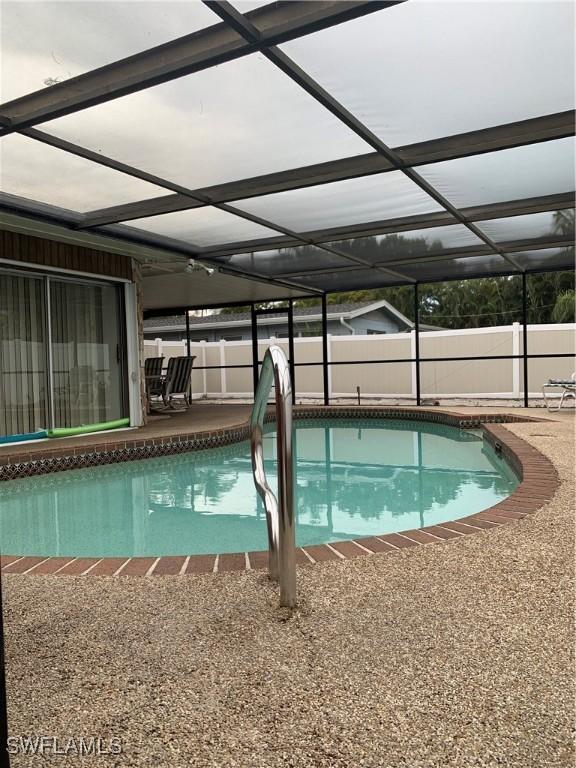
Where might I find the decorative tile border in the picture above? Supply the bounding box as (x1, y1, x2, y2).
(0, 406, 541, 483)
(0, 409, 559, 575)
(0, 425, 251, 481)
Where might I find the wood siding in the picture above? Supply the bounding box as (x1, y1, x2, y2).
(0, 231, 133, 281)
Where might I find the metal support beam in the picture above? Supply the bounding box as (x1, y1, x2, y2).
(254, 305, 291, 316)
(0, 196, 325, 298)
(395, 110, 575, 166)
(185, 311, 191, 356)
(522, 272, 529, 408)
(251, 303, 259, 396)
(414, 284, 421, 406)
(4, 126, 570, 289)
(14, 142, 409, 285)
(0, 1, 391, 133)
(3, 194, 572, 297)
(144, 296, 312, 318)
(0, 0, 571, 297)
(14, 184, 572, 285)
(74, 111, 573, 230)
(321, 294, 329, 405)
(288, 300, 296, 405)
(205, 0, 524, 273)
(195, 192, 576, 258)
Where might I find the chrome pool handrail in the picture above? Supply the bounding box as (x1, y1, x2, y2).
(250, 345, 296, 608)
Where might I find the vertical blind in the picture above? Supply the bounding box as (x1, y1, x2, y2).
(0, 268, 126, 436)
(0, 273, 48, 436)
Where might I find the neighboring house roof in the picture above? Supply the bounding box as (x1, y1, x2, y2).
(143, 300, 424, 334)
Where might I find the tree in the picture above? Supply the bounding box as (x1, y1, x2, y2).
(552, 291, 575, 323)
(553, 209, 575, 236)
(295, 210, 574, 328)
(216, 210, 574, 326)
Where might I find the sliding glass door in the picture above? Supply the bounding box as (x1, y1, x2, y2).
(0, 273, 49, 436)
(0, 267, 127, 437)
(50, 279, 126, 428)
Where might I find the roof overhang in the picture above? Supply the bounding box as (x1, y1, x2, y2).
(142, 269, 312, 313)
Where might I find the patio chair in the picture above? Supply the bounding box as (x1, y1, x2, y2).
(157, 356, 196, 410)
(144, 356, 164, 400)
(542, 371, 576, 411)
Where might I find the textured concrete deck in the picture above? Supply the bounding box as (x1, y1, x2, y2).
(1, 409, 574, 767)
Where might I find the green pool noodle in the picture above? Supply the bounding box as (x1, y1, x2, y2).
(47, 418, 130, 438)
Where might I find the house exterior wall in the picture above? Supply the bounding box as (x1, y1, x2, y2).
(346, 310, 405, 335)
(0, 230, 133, 280)
(0, 231, 139, 435)
(143, 309, 404, 342)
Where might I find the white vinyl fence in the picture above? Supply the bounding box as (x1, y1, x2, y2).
(144, 323, 575, 402)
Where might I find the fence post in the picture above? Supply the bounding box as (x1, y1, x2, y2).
(410, 330, 417, 402)
(185, 312, 191, 356)
(512, 322, 520, 399)
(201, 340, 207, 398)
(522, 272, 529, 407)
(155, 337, 162, 358)
(251, 304, 258, 395)
(321, 294, 329, 405)
(327, 333, 332, 401)
(219, 339, 227, 396)
(413, 284, 421, 406)
(288, 300, 296, 405)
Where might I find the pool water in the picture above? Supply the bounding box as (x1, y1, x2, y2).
(0, 419, 518, 557)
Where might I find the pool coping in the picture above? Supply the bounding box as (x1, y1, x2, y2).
(0, 407, 559, 576)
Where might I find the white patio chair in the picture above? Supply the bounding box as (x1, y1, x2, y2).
(542, 371, 576, 411)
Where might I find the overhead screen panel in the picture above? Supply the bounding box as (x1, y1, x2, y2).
(234, 172, 443, 232)
(417, 138, 575, 209)
(121, 206, 282, 248)
(392, 255, 513, 283)
(325, 224, 485, 263)
(231, 1, 270, 11)
(0, 133, 171, 212)
(476, 210, 575, 244)
(0, 1, 219, 103)
(41, 53, 370, 190)
(0, 1, 573, 296)
(281, 0, 575, 147)
(508, 247, 575, 271)
(214, 245, 355, 276)
(288, 269, 406, 292)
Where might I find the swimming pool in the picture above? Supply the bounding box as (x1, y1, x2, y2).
(0, 419, 518, 558)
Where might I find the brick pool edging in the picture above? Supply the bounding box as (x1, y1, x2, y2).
(0, 410, 559, 576)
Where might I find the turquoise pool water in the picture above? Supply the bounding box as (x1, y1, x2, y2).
(0, 419, 518, 557)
